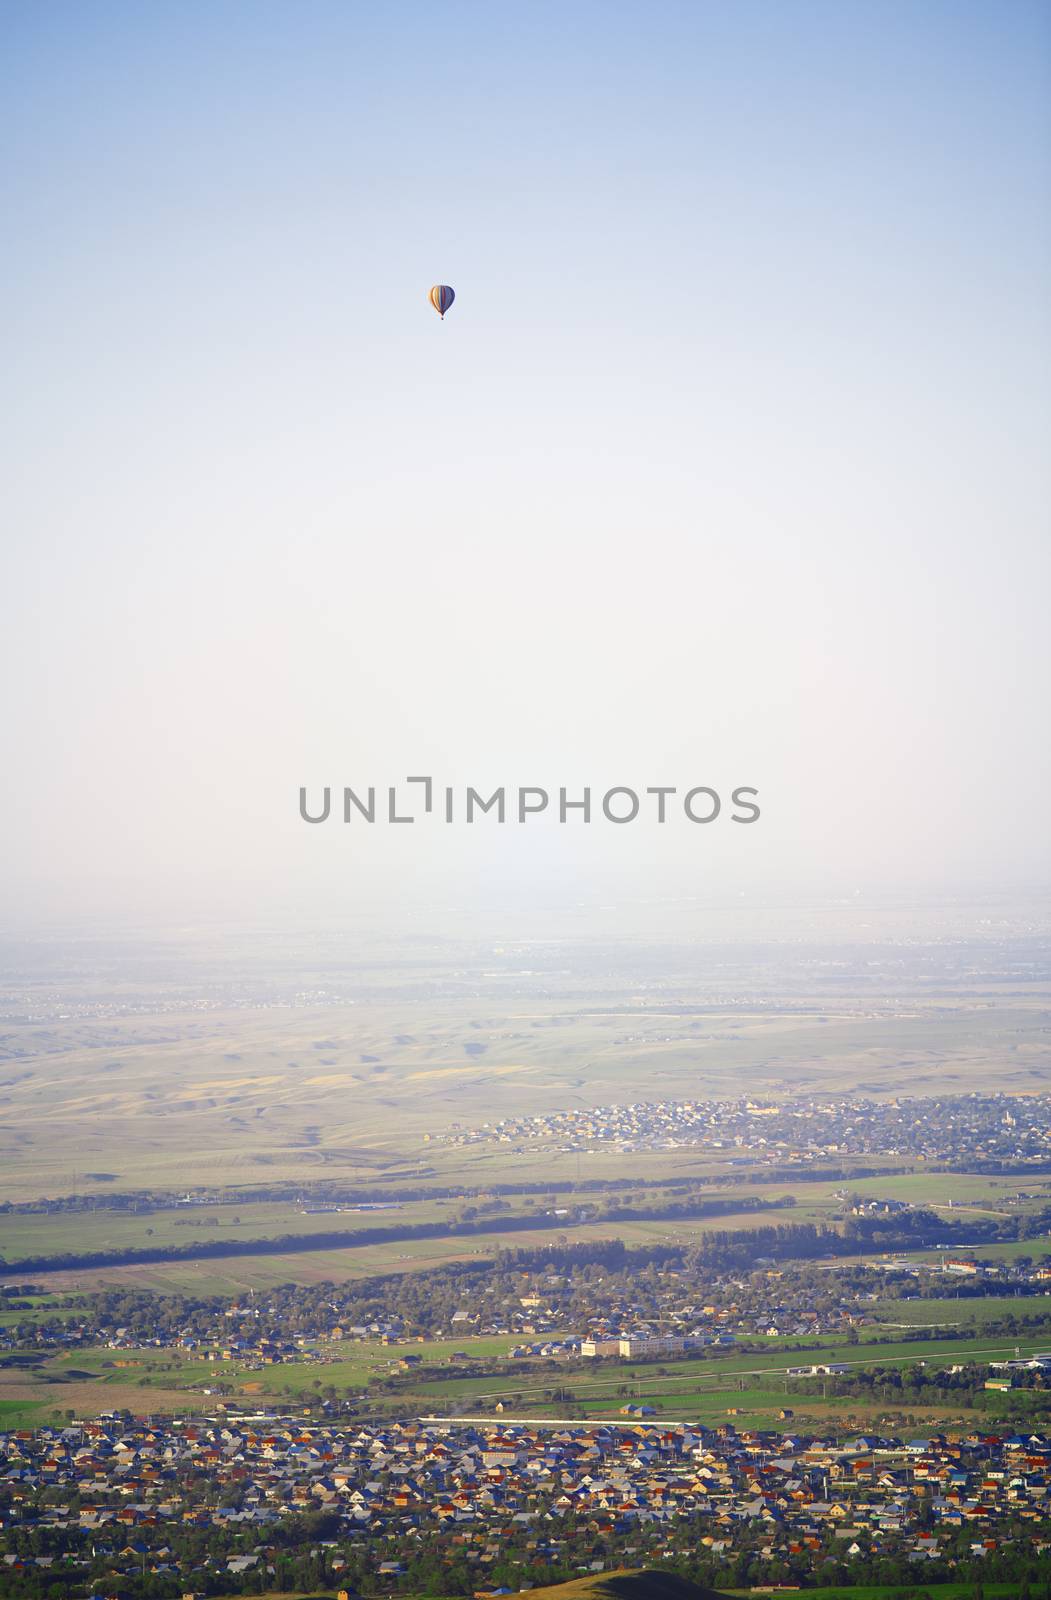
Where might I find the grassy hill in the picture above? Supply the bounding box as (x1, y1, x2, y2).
(517, 1569, 731, 1600)
(249, 1582, 729, 1600)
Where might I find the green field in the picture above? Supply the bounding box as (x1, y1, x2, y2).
(7, 1207, 826, 1294)
(872, 1293, 1051, 1328)
(0, 1195, 471, 1259)
(912, 1236, 1051, 1264)
(406, 1330, 1051, 1432)
(844, 1171, 1051, 1207)
(0, 1179, 847, 1266)
(0, 1297, 81, 1327)
(0, 1397, 48, 1425)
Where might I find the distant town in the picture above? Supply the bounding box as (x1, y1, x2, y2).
(437, 1096, 1051, 1167)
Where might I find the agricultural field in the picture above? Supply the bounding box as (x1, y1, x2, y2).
(0, 1206, 820, 1292)
(0, 1300, 82, 1328)
(912, 1236, 1051, 1265)
(404, 1329, 1051, 1432)
(0, 1171, 878, 1268)
(870, 1293, 1051, 1328)
(8, 1171, 1049, 1292)
(0, 1194, 469, 1259)
(843, 1171, 1051, 1208)
(403, 1330, 1051, 1425)
(563, 1379, 1051, 1432)
(7, 1161, 1051, 1291)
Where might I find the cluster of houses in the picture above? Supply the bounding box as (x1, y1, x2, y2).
(0, 1276, 873, 1366)
(6, 1252, 1051, 1375)
(2, 1412, 1050, 1587)
(437, 1093, 1051, 1166)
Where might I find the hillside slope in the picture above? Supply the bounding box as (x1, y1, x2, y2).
(504, 1568, 731, 1600)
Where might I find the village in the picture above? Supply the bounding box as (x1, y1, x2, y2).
(12, 1223, 1051, 1371)
(437, 1095, 1051, 1168)
(7, 1239, 1051, 1383)
(3, 1409, 1051, 1597)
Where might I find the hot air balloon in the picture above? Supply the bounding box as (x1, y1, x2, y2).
(429, 284, 455, 320)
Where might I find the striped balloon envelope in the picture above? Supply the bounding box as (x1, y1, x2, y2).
(429, 284, 455, 320)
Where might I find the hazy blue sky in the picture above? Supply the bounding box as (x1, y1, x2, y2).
(2, 0, 1049, 919)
